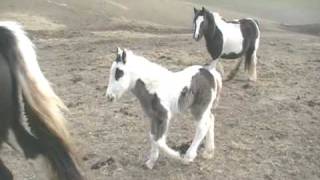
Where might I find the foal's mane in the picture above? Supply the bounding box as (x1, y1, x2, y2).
(128, 51, 170, 75)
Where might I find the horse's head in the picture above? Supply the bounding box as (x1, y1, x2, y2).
(106, 48, 133, 102)
(193, 7, 211, 41)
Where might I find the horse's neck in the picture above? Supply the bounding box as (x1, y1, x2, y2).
(204, 12, 224, 60)
(129, 55, 171, 91)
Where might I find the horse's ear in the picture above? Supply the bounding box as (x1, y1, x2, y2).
(202, 7, 206, 12)
(194, 7, 198, 14)
(122, 50, 126, 64)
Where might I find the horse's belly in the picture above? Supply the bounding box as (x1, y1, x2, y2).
(221, 25, 243, 55)
(222, 36, 243, 55)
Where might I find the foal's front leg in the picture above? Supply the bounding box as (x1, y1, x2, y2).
(146, 116, 181, 169)
(145, 133, 159, 169)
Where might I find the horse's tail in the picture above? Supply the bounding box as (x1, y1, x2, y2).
(244, 18, 260, 80)
(0, 21, 83, 180)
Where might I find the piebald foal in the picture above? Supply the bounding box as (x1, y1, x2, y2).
(106, 48, 222, 169)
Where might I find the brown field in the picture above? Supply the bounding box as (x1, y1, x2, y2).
(1, 0, 320, 179)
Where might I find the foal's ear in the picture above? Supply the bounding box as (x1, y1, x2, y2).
(117, 47, 122, 54)
(122, 50, 126, 64)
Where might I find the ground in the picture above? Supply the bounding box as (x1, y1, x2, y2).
(0, 0, 320, 180)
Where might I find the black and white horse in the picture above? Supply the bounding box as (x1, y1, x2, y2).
(0, 22, 83, 180)
(106, 48, 222, 169)
(193, 7, 260, 81)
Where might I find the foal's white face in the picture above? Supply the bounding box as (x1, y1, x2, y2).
(106, 48, 132, 102)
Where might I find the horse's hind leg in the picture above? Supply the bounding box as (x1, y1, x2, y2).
(246, 38, 259, 82)
(225, 57, 244, 81)
(0, 158, 13, 180)
(246, 48, 257, 82)
(202, 113, 215, 159)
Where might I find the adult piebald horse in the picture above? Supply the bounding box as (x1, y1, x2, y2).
(0, 22, 83, 180)
(193, 7, 260, 81)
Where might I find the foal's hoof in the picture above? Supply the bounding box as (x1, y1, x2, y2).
(144, 160, 155, 169)
(181, 153, 195, 165)
(201, 150, 214, 160)
(181, 158, 192, 165)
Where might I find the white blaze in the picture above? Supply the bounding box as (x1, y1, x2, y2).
(194, 16, 204, 38)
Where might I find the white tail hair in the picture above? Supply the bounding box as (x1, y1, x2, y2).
(0, 21, 71, 149)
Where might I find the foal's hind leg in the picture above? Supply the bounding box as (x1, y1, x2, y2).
(0, 158, 13, 180)
(202, 113, 215, 159)
(183, 109, 211, 163)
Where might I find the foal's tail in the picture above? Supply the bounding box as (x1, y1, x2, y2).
(0, 22, 84, 180)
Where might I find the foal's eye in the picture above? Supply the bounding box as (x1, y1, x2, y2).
(115, 68, 124, 80)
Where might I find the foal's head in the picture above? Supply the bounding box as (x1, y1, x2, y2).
(106, 48, 133, 102)
(193, 7, 213, 41)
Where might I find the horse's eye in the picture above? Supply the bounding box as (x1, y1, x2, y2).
(115, 68, 124, 80)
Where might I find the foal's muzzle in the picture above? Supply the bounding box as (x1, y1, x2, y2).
(106, 93, 116, 102)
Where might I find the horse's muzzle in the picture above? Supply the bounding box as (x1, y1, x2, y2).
(193, 34, 200, 41)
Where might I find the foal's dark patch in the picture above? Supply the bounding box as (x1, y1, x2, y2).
(115, 68, 124, 81)
(187, 68, 215, 119)
(132, 79, 168, 141)
(178, 86, 194, 111)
